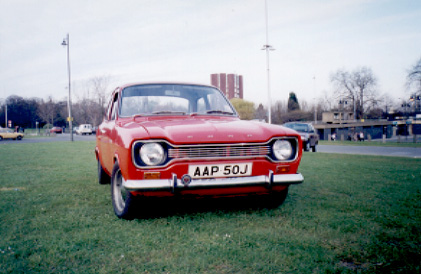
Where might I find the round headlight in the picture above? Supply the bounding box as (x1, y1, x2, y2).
(140, 143, 165, 166)
(273, 139, 293, 160)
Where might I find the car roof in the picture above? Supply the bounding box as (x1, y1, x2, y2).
(116, 82, 218, 90)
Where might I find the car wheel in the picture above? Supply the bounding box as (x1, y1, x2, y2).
(260, 187, 289, 209)
(303, 142, 310, 151)
(17, 136, 22, 141)
(98, 159, 110, 185)
(0, 136, 3, 141)
(111, 162, 137, 219)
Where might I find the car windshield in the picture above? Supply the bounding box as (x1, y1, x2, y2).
(285, 123, 310, 132)
(119, 84, 236, 117)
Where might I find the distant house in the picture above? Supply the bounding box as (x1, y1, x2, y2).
(322, 111, 354, 124)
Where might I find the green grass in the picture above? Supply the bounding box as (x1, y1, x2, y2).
(0, 142, 420, 273)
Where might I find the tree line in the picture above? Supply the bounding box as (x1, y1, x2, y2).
(232, 57, 421, 123)
(0, 77, 109, 129)
(1, 58, 420, 129)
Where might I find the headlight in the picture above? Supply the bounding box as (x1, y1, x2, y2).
(140, 143, 165, 166)
(300, 134, 309, 141)
(273, 139, 293, 160)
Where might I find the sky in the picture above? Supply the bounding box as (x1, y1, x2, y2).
(0, 0, 420, 107)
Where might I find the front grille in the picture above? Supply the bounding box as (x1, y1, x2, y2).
(132, 137, 298, 169)
(168, 145, 270, 159)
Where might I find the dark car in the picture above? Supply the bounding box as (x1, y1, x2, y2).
(95, 82, 304, 219)
(283, 122, 319, 152)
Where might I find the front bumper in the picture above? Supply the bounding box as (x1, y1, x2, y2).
(123, 172, 304, 193)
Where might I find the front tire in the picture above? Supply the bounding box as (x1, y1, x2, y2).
(260, 188, 289, 209)
(111, 162, 137, 219)
(98, 159, 110, 185)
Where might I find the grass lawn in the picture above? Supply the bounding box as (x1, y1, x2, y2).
(0, 142, 420, 273)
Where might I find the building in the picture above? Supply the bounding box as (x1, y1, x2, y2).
(322, 111, 354, 124)
(211, 73, 243, 100)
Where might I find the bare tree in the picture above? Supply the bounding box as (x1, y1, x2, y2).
(407, 57, 421, 95)
(72, 76, 111, 126)
(254, 103, 267, 121)
(37, 96, 56, 130)
(330, 67, 378, 119)
(90, 76, 111, 125)
(271, 100, 286, 124)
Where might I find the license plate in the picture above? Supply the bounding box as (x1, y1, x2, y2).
(188, 163, 252, 179)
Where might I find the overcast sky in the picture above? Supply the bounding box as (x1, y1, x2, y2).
(0, 0, 420, 106)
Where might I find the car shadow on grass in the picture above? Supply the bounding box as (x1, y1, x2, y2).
(131, 195, 286, 220)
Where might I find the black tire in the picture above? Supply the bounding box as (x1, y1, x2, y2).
(111, 162, 137, 220)
(17, 136, 22, 141)
(98, 159, 110, 185)
(263, 188, 289, 209)
(0, 136, 3, 141)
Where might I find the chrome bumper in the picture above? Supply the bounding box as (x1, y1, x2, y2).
(123, 172, 304, 192)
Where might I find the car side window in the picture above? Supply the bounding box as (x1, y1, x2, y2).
(110, 93, 119, 121)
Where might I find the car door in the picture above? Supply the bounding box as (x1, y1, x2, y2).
(5, 129, 15, 139)
(98, 91, 119, 173)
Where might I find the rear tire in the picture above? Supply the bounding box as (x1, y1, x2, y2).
(111, 162, 137, 220)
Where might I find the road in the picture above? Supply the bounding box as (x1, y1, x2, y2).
(317, 144, 421, 158)
(1, 133, 420, 158)
(0, 133, 96, 144)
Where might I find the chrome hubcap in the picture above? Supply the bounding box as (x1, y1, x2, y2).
(113, 169, 126, 213)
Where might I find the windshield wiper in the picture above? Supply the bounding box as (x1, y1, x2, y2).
(206, 110, 234, 115)
(152, 111, 186, 115)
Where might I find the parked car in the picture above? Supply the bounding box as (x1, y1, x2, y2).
(50, 127, 63, 134)
(76, 124, 93, 135)
(96, 83, 304, 219)
(0, 128, 24, 141)
(283, 122, 319, 152)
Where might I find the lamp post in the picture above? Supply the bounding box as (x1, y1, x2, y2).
(0, 98, 6, 128)
(61, 33, 73, 141)
(313, 76, 317, 124)
(262, 0, 275, 124)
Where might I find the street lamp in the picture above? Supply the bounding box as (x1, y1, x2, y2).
(61, 33, 73, 141)
(313, 76, 317, 124)
(0, 98, 7, 128)
(262, 0, 275, 124)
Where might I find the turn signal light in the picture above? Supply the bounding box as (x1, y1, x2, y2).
(144, 172, 160, 180)
(276, 166, 290, 174)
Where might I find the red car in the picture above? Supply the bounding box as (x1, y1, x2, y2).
(50, 127, 63, 134)
(96, 83, 304, 219)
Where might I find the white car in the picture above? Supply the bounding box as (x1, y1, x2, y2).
(76, 124, 93, 135)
